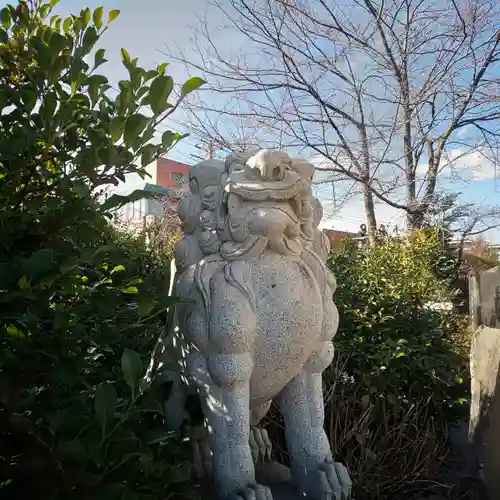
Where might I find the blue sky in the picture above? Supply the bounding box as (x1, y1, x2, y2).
(53, 0, 500, 241)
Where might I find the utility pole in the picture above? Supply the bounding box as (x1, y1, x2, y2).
(195, 139, 224, 161)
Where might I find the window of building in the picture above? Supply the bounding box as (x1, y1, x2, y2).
(171, 172, 187, 185)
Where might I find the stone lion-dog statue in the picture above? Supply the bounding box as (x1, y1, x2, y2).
(158, 149, 352, 499)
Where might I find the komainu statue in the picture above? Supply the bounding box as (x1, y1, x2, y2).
(162, 150, 352, 499)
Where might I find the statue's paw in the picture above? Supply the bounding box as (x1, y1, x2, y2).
(309, 459, 352, 500)
(234, 483, 273, 500)
(249, 427, 272, 463)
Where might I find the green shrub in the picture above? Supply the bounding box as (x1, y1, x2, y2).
(329, 229, 469, 417)
(324, 229, 470, 498)
(0, 1, 204, 498)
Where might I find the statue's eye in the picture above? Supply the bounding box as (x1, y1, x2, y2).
(252, 166, 261, 179)
(273, 166, 283, 180)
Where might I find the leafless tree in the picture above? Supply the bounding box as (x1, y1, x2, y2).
(167, 0, 500, 244)
(423, 191, 500, 261)
(452, 205, 500, 262)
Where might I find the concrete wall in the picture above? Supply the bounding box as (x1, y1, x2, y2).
(469, 266, 500, 330)
(468, 266, 500, 499)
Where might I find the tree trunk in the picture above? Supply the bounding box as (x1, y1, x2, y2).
(407, 208, 425, 229)
(363, 182, 378, 246)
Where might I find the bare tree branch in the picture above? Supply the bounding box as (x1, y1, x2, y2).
(166, 0, 500, 242)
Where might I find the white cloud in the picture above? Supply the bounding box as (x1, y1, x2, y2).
(442, 147, 498, 181)
(309, 154, 406, 232)
(309, 148, 499, 233)
(317, 192, 405, 233)
(417, 147, 498, 182)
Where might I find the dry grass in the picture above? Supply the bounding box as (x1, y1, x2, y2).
(324, 388, 449, 499)
(263, 357, 456, 500)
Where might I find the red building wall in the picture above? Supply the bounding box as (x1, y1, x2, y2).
(323, 229, 356, 249)
(156, 158, 190, 190)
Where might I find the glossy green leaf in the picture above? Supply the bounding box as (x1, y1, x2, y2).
(24, 249, 56, 280)
(138, 297, 155, 317)
(59, 440, 86, 461)
(116, 86, 131, 114)
(93, 6, 103, 29)
(6, 324, 25, 339)
(144, 69, 157, 81)
(180, 76, 206, 98)
(123, 113, 149, 145)
(140, 144, 158, 166)
(109, 116, 126, 142)
(40, 92, 58, 121)
(82, 26, 99, 54)
(94, 383, 117, 431)
(81, 7, 91, 27)
(53, 310, 70, 331)
(87, 74, 108, 106)
(122, 286, 138, 294)
(120, 47, 130, 65)
(101, 189, 155, 211)
(108, 9, 120, 23)
(48, 32, 67, 54)
(161, 130, 187, 150)
(93, 47, 106, 68)
(1, 7, 11, 28)
(121, 348, 143, 394)
(148, 75, 173, 114)
(62, 16, 72, 34)
(157, 62, 168, 75)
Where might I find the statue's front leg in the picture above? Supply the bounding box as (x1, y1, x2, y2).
(278, 341, 352, 500)
(205, 353, 271, 499)
(192, 263, 272, 500)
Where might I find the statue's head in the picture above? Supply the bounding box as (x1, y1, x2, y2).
(218, 149, 317, 257)
(175, 149, 321, 263)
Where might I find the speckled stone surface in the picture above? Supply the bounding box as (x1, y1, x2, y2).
(198, 462, 303, 500)
(167, 150, 352, 499)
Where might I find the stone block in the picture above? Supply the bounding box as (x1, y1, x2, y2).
(469, 325, 500, 499)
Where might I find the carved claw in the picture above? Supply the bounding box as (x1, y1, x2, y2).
(249, 427, 272, 463)
(309, 459, 352, 500)
(234, 483, 274, 500)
